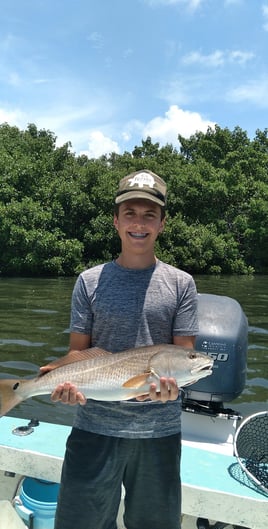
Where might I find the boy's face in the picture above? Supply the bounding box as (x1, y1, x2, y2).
(113, 199, 165, 253)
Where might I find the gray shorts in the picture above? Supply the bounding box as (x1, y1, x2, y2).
(54, 427, 181, 529)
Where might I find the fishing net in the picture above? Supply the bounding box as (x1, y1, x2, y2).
(234, 410, 268, 495)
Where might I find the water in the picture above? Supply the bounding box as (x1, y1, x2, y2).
(0, 276, 267, 425)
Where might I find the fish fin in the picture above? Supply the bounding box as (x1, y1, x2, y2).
(0, 379, 24, 417)
(39, 347, 112, 374)
(122, 372, 151, 388)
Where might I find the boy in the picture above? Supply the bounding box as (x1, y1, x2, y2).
(45, 169, 199, 529)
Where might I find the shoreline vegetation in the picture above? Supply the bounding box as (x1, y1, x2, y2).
(0, 122, 267, 277)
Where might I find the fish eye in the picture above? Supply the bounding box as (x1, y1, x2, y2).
(13, 382, 20, 390)
(188, 352, 197, 359)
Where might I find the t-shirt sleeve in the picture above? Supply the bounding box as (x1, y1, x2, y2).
(70, 275, 93, 335)
(173, 275, 199, 336)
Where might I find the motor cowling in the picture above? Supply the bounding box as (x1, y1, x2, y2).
(183, 293, 248, 404)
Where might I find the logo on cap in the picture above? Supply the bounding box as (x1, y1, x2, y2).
(128, 172, 156, 189)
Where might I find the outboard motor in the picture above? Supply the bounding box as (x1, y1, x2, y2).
(182, 293, 248, 417)
(182, 294, 249, 529)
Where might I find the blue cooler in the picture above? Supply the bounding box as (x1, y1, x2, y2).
(14, 478, 59, 529)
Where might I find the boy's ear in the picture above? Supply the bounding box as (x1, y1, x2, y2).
(113, 214, 118, 230)
(159, 217, 165, 233)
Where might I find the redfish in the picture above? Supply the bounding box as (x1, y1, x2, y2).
(0, 344, 213, 416)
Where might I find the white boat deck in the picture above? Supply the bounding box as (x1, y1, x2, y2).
(0, 415, 267, 529)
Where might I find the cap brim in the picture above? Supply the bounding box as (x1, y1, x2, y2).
(115, 190, 165, 207)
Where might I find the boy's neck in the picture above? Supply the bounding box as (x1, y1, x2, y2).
(116, 253, 157, 270)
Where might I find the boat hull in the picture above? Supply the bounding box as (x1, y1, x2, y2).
(0, 415, 267, 529)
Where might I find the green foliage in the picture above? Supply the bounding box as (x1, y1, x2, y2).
(0, 123, 267, 276)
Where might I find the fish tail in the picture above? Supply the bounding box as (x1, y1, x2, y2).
(0, 379, 24, 417)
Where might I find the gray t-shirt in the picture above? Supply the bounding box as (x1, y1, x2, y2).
(70, 260, 199, 438)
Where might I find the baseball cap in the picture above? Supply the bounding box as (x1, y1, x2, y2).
(115, 169, 167, 207)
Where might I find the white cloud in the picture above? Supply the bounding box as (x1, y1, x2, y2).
(144, 0, 203, 11)
(224, 0, 243, 5)
(38, 105, 99, 131)
(0, 102, 214, 158)
(7, 72, 22, 86)
(87, 32, 104, 50)
(0, 102, 215, 157)
(183, 50, 225, 67)
(229, 50, 255, 64)
(122, 48, 133, 59)
(33, 78, 51, 85)
(121, 119, 144, 143)
(182, 49, 254, 67)
(226, 76, 268, 107)
(142, 105, 215, 146)
(73, 106, 216, 156)
(0, 107, 26, 126)
(80, 131, 120, 158)
(262, 4, 268, 31)
(160, 79, 194, 106)
(0, 33, 19, 53)
(0, 100, 119, 158)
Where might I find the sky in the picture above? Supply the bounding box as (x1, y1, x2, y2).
(1, 0, 268, 158)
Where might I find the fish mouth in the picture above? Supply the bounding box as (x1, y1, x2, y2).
(182, 365, 213, 387)
(192, 363, 213, 376)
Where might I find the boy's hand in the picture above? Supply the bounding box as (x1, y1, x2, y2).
(51, 382, 87, 406)
(136, 377, 179, 403)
